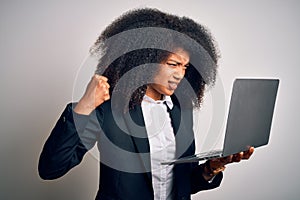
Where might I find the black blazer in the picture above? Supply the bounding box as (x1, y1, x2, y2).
(39, 98, 223, 200)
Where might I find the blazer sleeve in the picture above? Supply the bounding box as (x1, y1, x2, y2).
(38, 103, 102, 180)
(190, 163, 223, 194)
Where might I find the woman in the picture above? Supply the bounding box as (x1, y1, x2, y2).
(38, 8, 254, 200)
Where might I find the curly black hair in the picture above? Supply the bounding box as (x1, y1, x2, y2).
(91, 8, 220, 110)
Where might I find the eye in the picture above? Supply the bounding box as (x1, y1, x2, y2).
(166, 62, 178, 67)
(183, 64, 189, 70)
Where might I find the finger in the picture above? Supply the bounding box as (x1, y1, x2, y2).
(103, 81, 110, 89)
(212, 166, 226, 174)
(210, 158, 227, 170)
(95, 74, 108, 82)
(243, 147, 255, 159)
(103, 93, 110, 101)
(210, 158, 219, 162)
(248, 146, 255, 154)
(97, 78, 107, 88)
(224, 155, 233, 164)
(100, 84, 110, 95)
(96, 76, 110, 89)
(94, 74, 101, 80)
(217, 156, 231, 165)
(205, 160, 224, 175)
(232, 152, 243, 162)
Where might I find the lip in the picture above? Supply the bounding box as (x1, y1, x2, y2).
(168, 81, 179, 90)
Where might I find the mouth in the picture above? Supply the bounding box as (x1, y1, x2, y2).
(168, 81, 179, 90)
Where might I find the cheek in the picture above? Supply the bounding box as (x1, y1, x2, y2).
(154, 68, 173, 81)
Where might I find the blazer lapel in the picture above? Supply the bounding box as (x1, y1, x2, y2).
(168, 104, 181, 135)
(169, 103, 195, 158)
(123, 105, 152, 180)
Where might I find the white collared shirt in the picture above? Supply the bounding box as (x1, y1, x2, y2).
(141, 95, 176, 200)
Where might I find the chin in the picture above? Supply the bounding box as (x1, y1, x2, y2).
(164, 90, 175, 96)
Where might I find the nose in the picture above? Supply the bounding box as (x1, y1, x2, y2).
(173, 66, 185, 80)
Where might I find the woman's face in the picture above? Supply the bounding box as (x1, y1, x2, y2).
(146, 49, 190, 100)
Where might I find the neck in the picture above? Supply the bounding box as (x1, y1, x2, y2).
(145, 87, 163, 101)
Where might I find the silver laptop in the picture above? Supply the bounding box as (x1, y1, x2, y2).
(162, 78, 279, 165)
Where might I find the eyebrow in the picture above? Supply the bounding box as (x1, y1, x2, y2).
(167, 59, 189, 67)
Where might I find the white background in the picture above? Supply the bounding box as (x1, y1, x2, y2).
(0, 0, 299, 199)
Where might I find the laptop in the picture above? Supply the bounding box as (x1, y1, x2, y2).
(162, 78, 279, 165)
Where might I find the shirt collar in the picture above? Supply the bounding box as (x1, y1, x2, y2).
(143, 95, 174, 110)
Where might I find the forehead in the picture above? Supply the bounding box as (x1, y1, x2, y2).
(167, 48, 190, 64)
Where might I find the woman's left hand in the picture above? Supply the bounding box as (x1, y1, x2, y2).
(202, 146, 255, 180)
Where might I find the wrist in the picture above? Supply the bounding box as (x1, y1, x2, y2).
(202, 161, 215, 181)
(74, 99, 95, 115)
